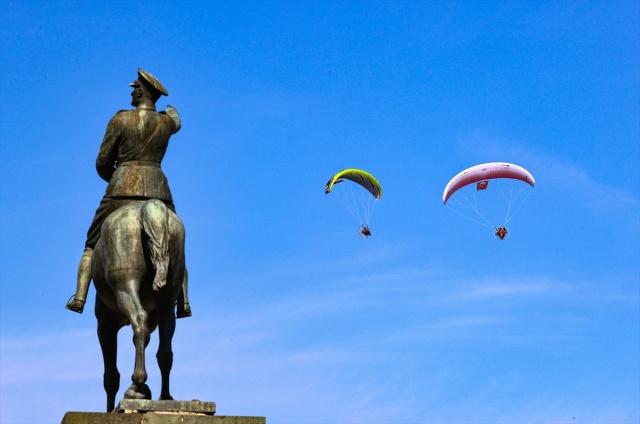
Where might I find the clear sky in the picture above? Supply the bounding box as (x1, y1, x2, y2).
(1, 1, 639, 423)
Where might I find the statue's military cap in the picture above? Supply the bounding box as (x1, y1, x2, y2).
(129, 68, 169, 98)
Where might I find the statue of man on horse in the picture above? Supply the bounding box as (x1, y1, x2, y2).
(66, 69, 191, 319)
(65, 69, 192, 410)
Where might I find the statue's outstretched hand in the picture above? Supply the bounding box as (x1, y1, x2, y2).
(165, 105, 181, 133)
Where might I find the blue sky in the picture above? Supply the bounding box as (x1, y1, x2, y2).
(1, 1, 638, 423)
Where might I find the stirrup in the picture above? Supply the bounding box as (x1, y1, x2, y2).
(176, 303, 192, 319)
(65, 295, 85, 314)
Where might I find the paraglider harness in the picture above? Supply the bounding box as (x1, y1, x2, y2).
(359, 225, 372, 238)
(494, 226, 508, 240)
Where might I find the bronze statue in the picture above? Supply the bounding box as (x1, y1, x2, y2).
(64, 70, 191, 410)
(93, 198, 185, 410)
(66, 69, 191, 319)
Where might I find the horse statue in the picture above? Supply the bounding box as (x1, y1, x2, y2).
(91, 198, 186, 412)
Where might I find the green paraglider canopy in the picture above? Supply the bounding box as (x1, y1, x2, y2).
(325, 169, 383, 199)
(325, 168, 382, 238)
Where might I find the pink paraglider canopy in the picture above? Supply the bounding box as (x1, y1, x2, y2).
(442, 162, 535, 205)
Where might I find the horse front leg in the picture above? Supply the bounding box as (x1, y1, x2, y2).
(96, 297, 121, 412)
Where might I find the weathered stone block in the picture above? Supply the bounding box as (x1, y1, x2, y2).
(116, 399, 216, 415)
(62, 401, 264, 424)
(61, 412, 266, 424)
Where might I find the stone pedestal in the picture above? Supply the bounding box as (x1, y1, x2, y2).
(61, 399, 265, 424)
(116, 399, 216, 414)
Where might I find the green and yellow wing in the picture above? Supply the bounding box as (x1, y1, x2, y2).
(325, 169, 382, 199)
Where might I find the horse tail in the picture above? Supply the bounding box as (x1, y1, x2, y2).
(140, 199, 170, 291)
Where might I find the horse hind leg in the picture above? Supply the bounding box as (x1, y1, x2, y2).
(128, 305, 151, 400)
(124, 315, 153, 401)
(114, 286, 152, 401)
(141, 199, 181, 400)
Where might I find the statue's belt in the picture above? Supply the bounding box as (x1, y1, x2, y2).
(118, 160, 160, 168)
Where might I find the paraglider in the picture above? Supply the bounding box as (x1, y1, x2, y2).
(443, 162, 535, 239)
(325, 169, 382, 238)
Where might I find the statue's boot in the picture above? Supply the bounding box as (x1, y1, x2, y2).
(65, 247, 93, 314)
(176, 267, 192, 318)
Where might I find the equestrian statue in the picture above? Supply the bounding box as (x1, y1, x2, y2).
(66, 69, 191, 411)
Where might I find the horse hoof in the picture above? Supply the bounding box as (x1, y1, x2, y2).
(124, 388, 145, 399)
(125, 383, 152, 400)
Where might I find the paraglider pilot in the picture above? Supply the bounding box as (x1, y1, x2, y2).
(359, 225, 372, 238)
(495, 226, 508, 240)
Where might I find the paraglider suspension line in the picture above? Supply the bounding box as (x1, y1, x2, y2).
(336, 184, 376, 228)
(448, 192, 495, 228)
(502, 189, 531, 226)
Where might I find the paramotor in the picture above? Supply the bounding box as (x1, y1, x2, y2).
(443, 162, 535, 239)
(326, 169, 382, 237)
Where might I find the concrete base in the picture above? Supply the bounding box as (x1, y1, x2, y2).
(61, 400, 265, 424)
